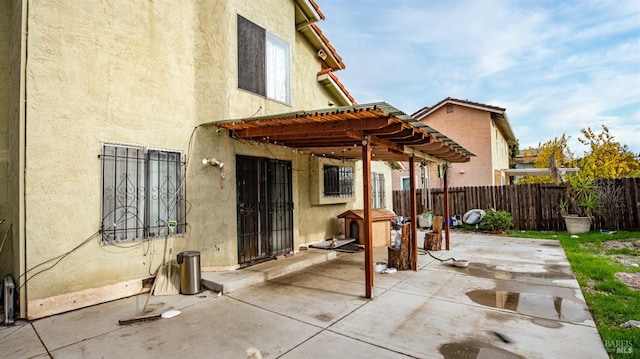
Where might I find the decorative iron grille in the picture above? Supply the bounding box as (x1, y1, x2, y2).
(236, 156, 293, 265)
(323, 165, 353, 197)
(101, 144, 185, 243)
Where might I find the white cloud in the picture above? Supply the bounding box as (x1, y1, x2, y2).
(375, 1, 555, 78)
(318, 0, 640, 153)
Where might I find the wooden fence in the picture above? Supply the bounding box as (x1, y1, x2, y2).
(392, 177, 640, 231)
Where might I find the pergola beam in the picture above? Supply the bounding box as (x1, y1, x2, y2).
(231, 117, 393, 139)
(345, 130, 405, 154)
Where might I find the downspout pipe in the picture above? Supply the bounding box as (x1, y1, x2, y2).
(18, 0, 28, 319)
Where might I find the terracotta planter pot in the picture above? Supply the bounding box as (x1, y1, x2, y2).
(564, 215, 591, 234)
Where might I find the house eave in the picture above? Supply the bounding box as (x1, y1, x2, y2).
(294, 0, 324, 28)
(415, 97, 517, 143)
(491, 113, 517, 143)
(317, 72, 354, 107)
(299, 24, 345, 71)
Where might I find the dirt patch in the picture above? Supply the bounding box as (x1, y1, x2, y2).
(615, 272, 640, 291)
(582, 279, 604, 296)
(602, 239, 640, 250)
(613, 254, 640, 267)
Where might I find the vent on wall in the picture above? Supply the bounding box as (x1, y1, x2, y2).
(317, 48, 327, 60)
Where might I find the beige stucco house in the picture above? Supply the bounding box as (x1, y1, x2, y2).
(392, 97, 517, 190)
(1, 0, 473, 320)
(0, 0, 402, 320)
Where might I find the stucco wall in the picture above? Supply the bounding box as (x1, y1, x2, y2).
(184, 0, 364, 269)
(490, 120, 510, 185)
(192, 1, 234, 123)
(0, 0, 24, 283)
(420, 105, 500, 187)
(300, 158, 394, 241)
(187, 128, 394, 269)
(24, 1, 199, 302)
(0, 0, 12, 279)
(21, 0, 367, 318)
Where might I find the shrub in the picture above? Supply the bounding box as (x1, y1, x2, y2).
(595, 181, 623, 230)
(478, 209, 513, 231)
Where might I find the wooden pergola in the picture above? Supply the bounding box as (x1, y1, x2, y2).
(217, 102, 472, 299)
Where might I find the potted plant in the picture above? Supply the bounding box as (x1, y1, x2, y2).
(560, 175, 599, 234)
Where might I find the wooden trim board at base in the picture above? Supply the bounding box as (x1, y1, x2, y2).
(27, 278, 151, 320)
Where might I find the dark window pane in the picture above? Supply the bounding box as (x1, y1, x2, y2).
(237, 15, 266, 96)
(323, 165, 353, 197)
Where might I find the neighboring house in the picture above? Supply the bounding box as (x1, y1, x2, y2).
(504, 147, 579, 181)
(392, 97, 517, 190)
(1, 1, 470, 320)
(514, 147, 540, 170)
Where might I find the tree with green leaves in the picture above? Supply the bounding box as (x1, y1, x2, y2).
(577, 125, 640, 179)
(507, 140, 519, 184)
(517, 134, 576, 184)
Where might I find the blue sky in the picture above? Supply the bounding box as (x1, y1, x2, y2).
(317, 0, 640, 155)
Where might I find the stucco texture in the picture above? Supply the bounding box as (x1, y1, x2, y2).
(0, 1, 13, 278)
(0, 0, 24, 283)
(17, 0, 374, 318)
(420, 105, 510, 188)
(24, 1, 198, 300)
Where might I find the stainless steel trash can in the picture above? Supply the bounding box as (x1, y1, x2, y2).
(177, 251, 201, 295)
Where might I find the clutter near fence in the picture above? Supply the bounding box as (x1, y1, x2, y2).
(392, 178, 640, 231)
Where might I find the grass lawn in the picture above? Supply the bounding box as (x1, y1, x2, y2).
(508, 230, 640, 358)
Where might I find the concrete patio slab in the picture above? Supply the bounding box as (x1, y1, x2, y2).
(31, 294, 146, 351)
(1, 232, 610, 358)
(330, 289, 604, 358)
(228, 270, 369, 328)
(31, 290, 218, 352)
(0, 320, 48, 358)
(47, 296, 321, 358)
(280, 330, 411, 359)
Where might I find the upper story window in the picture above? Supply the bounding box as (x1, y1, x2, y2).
(323, 165, 353, 197)
(237, 15, 290, 104)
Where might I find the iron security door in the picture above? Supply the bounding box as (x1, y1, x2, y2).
(236, 156, 293, 265)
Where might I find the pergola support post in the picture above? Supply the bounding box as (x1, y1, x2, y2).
(409, 156, 418, 270)
(443, 164, 451, 250)
(362, 139, 374, 299)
